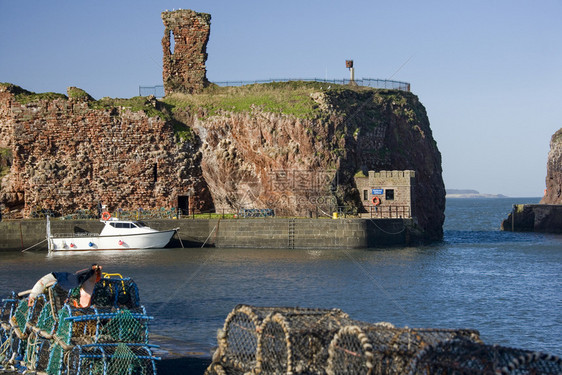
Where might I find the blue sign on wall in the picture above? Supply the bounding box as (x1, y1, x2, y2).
(372, 189, 384, 195)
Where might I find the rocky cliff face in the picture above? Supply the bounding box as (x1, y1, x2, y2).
(0, 82, 445, 241)
(540, 128, 562, 204)
(172, 84, 445, 240)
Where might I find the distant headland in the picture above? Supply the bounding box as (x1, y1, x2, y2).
(446, 189, 507, 198)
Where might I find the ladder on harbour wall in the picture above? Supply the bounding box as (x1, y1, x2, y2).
(288, 219, 295, 249)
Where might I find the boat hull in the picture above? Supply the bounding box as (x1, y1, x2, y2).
(48, 229, 177, 252)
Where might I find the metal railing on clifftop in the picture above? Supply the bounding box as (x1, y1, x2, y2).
(138, 78, 410, 97)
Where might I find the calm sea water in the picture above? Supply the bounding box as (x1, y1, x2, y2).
(1, 197, 561, 358)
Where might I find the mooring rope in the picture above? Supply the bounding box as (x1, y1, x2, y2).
(368, 218, 406, 235)
(175, 230, 185, 248)
(201, 224, 217, 248)
(21, 238, 47, 253)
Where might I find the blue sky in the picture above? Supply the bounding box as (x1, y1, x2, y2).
(1, 0, 561, 197)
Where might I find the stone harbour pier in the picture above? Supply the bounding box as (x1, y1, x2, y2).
(0, 217, 423, 252)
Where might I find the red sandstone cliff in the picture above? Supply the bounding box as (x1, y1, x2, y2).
(540, 128, 562, 204)
(173, 85, 445, 240)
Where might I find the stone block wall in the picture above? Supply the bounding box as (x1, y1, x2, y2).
(0, 218, 419, 251)
(214, 218, 415, 248)
(0, 86, 210, 217)
(162, 9, 211, 95)
(355, 170, 415, 214)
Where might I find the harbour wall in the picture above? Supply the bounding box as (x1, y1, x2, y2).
(500, 204, 562, 233)
(0, 218, 420, 252)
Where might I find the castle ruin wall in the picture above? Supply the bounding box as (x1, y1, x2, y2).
(161, 9, 211, 95)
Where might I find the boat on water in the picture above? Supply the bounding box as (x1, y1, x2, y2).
(47, 214, 178, 253)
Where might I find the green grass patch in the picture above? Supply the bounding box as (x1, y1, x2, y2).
(90, 96, 165, 117)
(189, 213, 237, 219)
(552, 129, 562, 145)
(0, 166, 10, 180)
(171, 120, 194, 142)
(163, 81, 347, 119)
(20, 92, 68, 102)
(0, 147, 12, 188)
(0, 83, 68, 104)
(68, 87, 94, 101)
(0, 147, 12, 159)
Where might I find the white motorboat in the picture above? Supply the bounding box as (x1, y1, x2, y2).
(47, 215, 178, 253)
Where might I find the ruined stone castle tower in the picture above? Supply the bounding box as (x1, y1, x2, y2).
(161, 9, 211, 95)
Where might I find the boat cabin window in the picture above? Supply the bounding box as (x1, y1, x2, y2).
(133, 221, 148, 228)
(110, 222, 134, 229)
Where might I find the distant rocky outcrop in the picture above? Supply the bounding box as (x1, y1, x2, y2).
(501, 204, 562, 233)
(540, 128, 562, 204)
(501, 127, 562, 233)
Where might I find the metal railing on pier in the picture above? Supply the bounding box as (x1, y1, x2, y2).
(367, 205, 411, 219)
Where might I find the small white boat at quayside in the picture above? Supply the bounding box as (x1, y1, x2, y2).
(47, 215, 178, 253)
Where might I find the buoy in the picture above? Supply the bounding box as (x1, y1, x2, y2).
(101, 211, 111, 221)
(70, 243, 76, 248)
(88, 242, 94, 247)
(118, 240, 124, 246)
(372, 196, 381, 206)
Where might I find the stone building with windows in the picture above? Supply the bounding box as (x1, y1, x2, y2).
(355, 170, 415, 218)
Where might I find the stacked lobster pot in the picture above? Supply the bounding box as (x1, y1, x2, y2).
(408, 338, 562, 375)
(206, 304, 354, 375)
(0, 275, 160, 375)
(205, 305, 562, 375)
(325, 324, 482, 374)
(209, 305, 283, 375)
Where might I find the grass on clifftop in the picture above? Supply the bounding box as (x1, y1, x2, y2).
(1, 83, 67, 104)
(162, 81, 416, 121)
(163, 81, 337, 119)
(90, 96, 165, 117)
